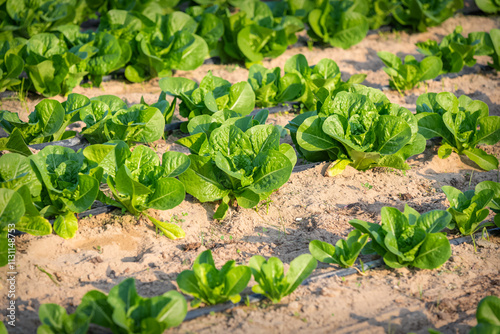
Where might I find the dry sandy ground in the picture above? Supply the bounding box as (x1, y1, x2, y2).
(0, 12, 499, 334)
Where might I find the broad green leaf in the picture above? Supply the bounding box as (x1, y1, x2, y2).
(412, 232, 451, 269)
(283, 254, 317, 296)
(179, 155, 230, 203)
(53, 212, 78, 239)
(309, 240, 336, 264)
(162, 151, 191, 177)
(147, 178, 185, 210)
(463, 148, 499, 171)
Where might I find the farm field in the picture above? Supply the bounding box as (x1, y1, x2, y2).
(0, 2, 500, 334)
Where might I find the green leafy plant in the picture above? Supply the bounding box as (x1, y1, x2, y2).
(290, 87, 426, 175)
(247, 64, 302, 108)
(177, 249, 252, 307)
(24, 33, 96, 97)
(470, 295, 500, 334)
(0, 0, 92, 39)
(307, 0, 369, 49)
(442, 185, 495, 251)
(177, 123, 296, 219)
(159, 72, 255, 122)
(37, 304, 90, 334)
(177, 108, 269, 147)
(91, 103, 165, 144)
(40, 278, 187, 334)
(416, 92, 500, 171)
(102, 11, 208, 83)
(378, 51, 442, 91)
(0, 93, 91, 144)
(0, 39, 24, 92)
(0, 153, 52, 250)
(30, 145, 102, 239)
(350, 205, 452, 269)
(309, 230, 369, 268)
(417, 26, 488, 74)
(392, 0, 463, 32)
(476, 181, 500, 227)
(84, 142, 189, 239)
(249, 254, 317, 303)
(221, 1, 304, 66)
(283, 54, 366, 110)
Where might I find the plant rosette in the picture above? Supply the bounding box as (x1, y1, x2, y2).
(350, 205, 453, 269)
(83, 141, 189, 239)
(290, 86, 425, 175)
(177, 123, 296, 220)
(416, 92, 500, 171)
(177, 249, 252, 307)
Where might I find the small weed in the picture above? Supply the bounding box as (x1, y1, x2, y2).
(94, 245, 103, 254)
(35, 265, 59, 286)
(361, 182, 373, 190)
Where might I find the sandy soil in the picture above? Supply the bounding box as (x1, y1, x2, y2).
(0, 12, 499, 334)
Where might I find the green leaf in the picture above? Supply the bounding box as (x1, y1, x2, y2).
(463, 148, 499, 171)
(223, 265, 251, 300)
(417, 210, 452, 233)
(227, 82, 255, 116)
(412, 232, 451, 269)
(0, 128, 32, 156)
(77, 290, 114, 329)
(438, 143, 454, 159)
(283, 254, 317, 296)
(147, 178, 185, 211)
(162, 151, 191, 177)
(476, 295, 500, 326)
(419, 56, 443, 81)
(297, 116, 338, 152)
(179, 155, 230, 203)
(144, 213, 185, 240)
(159, 77, 197, 97)
(53, 212, 78, 239)
(0, 188, 24, 228)
(38, 304, 67, 332)
(249, 150, 293, 194)
(309, 240, 337, 264)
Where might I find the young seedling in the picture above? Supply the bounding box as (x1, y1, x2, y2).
(442, 185, 495, 251)
(309, 230, 369, 268)
(177, 250, 251, 307)
(248, 254, 317, 304)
